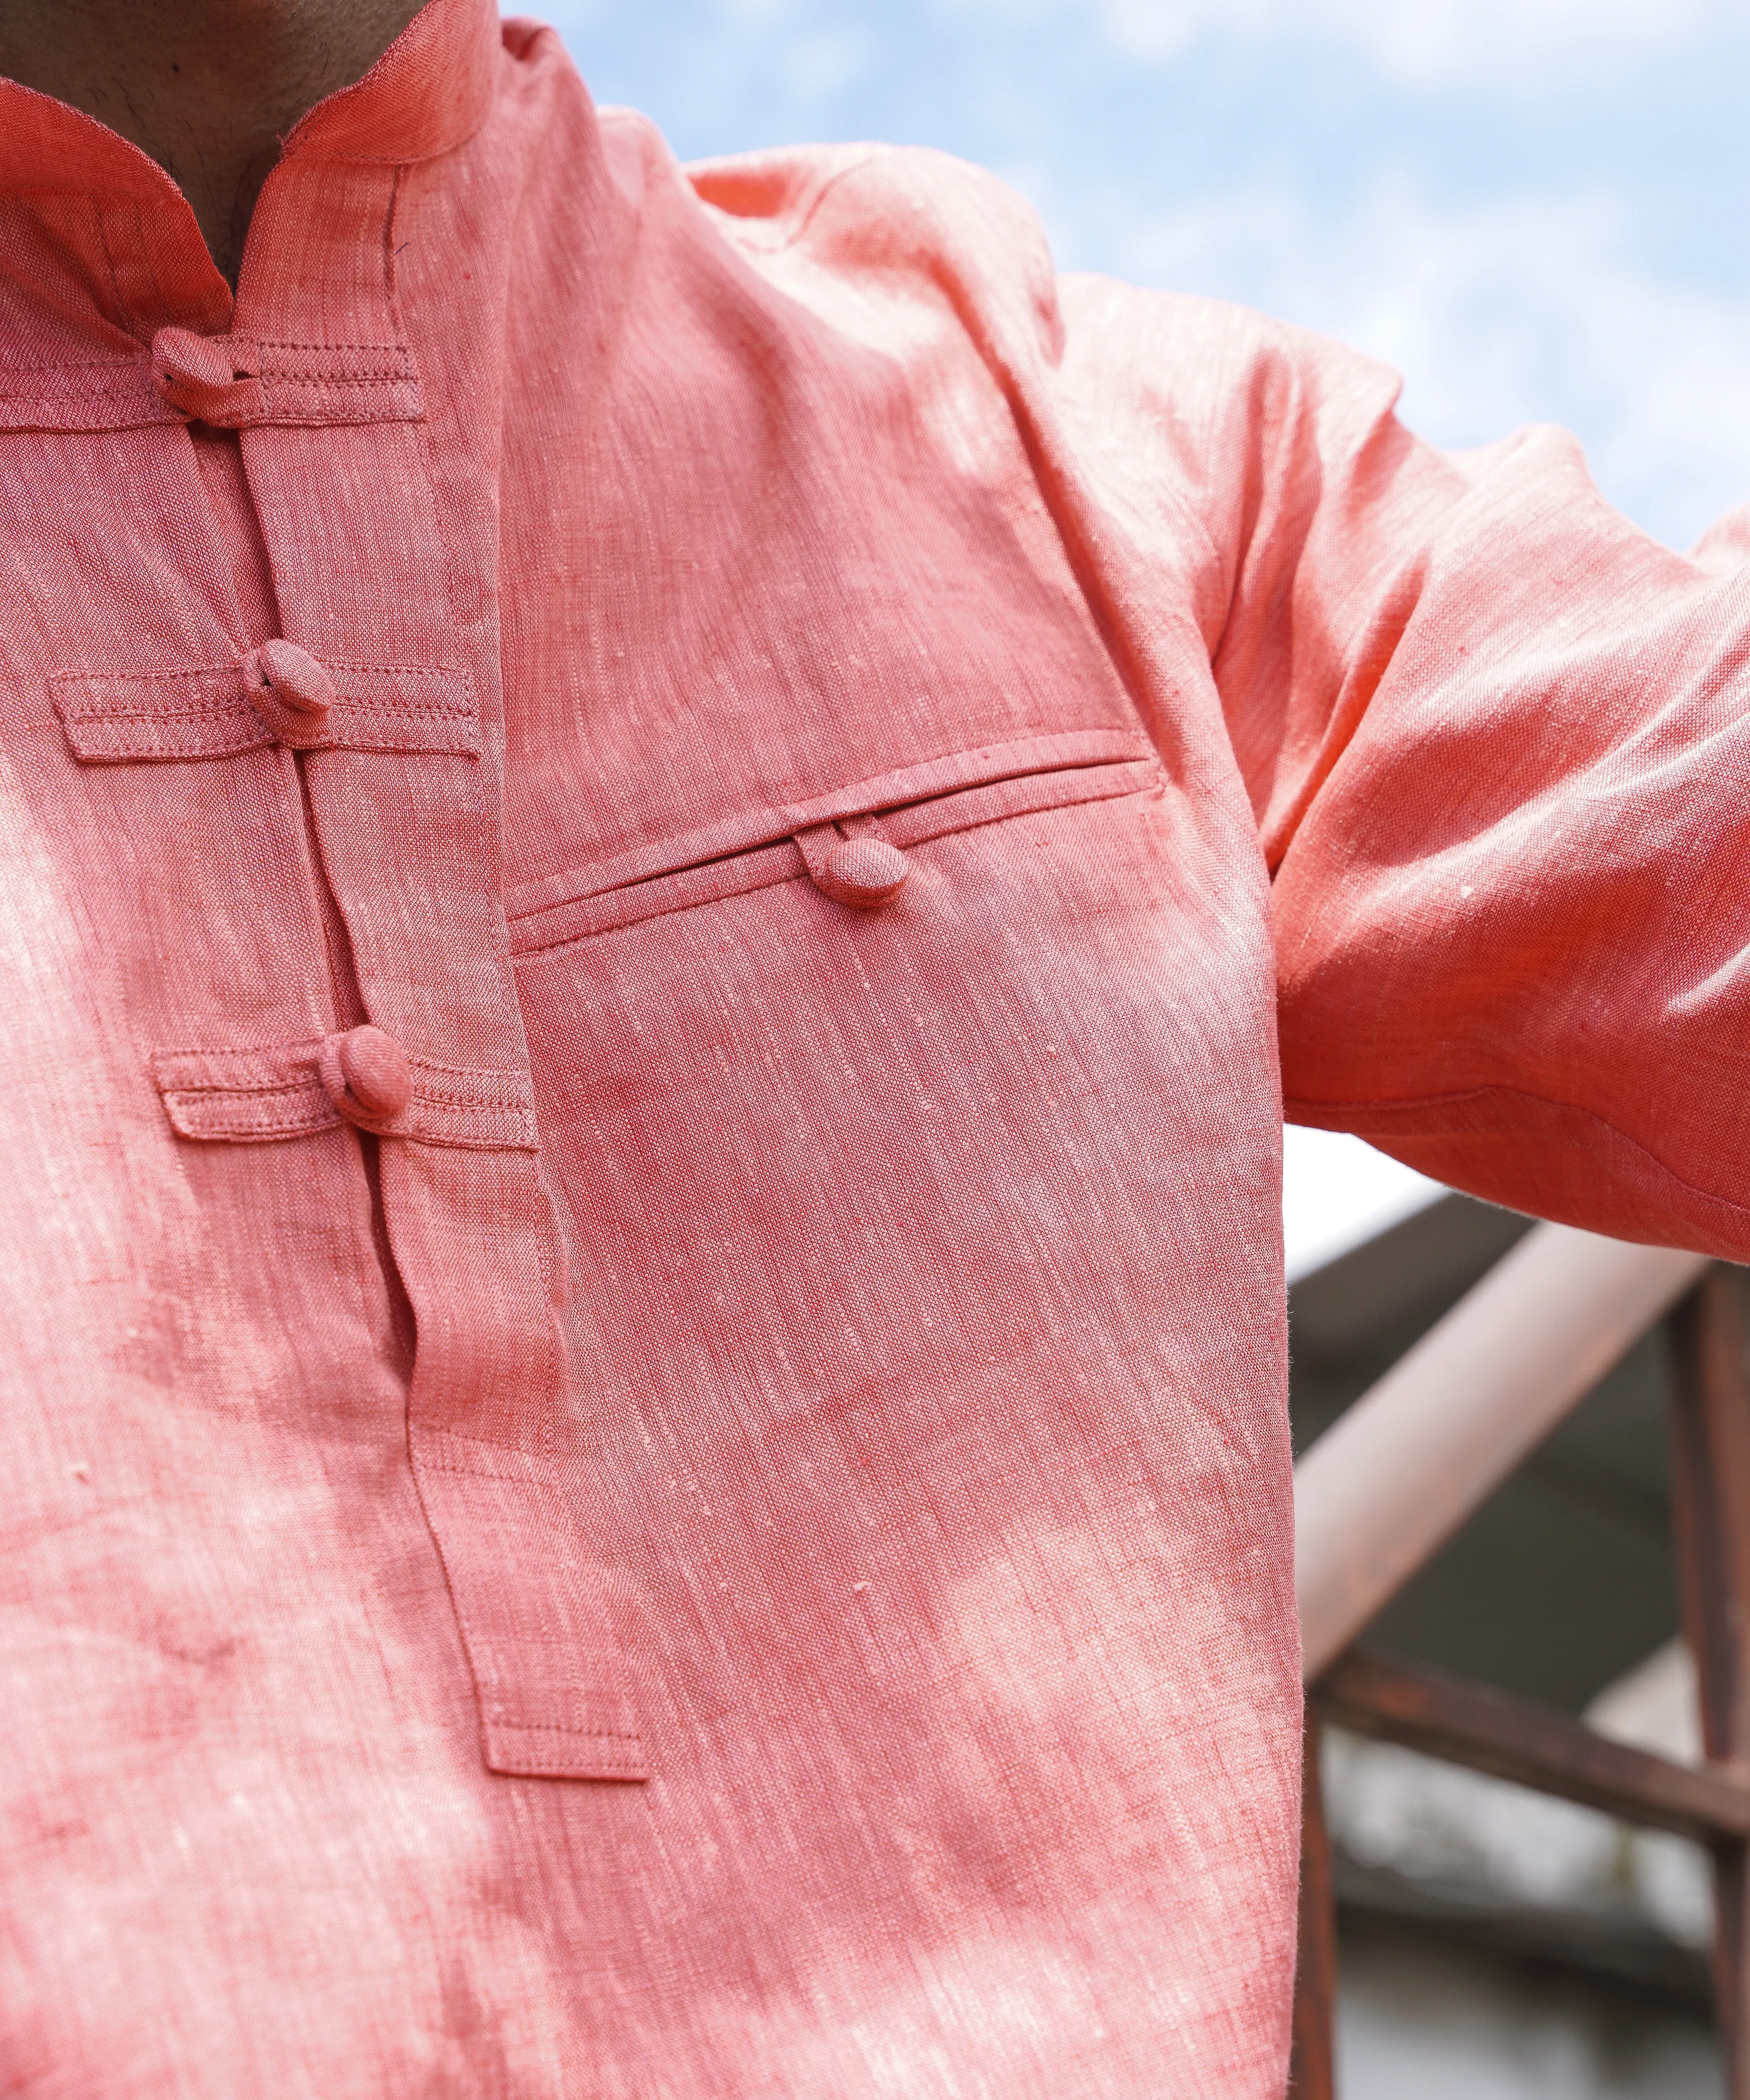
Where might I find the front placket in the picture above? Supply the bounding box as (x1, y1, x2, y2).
(214, 158, 645, 1784)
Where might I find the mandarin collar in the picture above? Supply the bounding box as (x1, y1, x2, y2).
(0, 0, 500, 341)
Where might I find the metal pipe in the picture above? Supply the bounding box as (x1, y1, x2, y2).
(1295, 1222, 1709, 1682)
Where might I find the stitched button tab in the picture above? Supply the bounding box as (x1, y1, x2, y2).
(151, 326, 234, 399)
(816, 836, 909, 909)
(320, 1026, 413, 1124)
(258, 640, 335, 715)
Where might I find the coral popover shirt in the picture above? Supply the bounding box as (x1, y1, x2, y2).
(6, 0, 1750, 2092)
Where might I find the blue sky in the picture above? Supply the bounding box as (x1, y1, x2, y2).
(537, 0, 1750, 1268)
(547, 0, 1750, 552)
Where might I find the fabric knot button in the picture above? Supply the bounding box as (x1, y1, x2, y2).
(816, 836, 910, 908)
(150, 326, 236, 402)
(320, 1026, 413, 1124)
(258, 640, 335, 715)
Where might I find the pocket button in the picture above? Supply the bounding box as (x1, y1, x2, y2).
(817, 836, 909, 909)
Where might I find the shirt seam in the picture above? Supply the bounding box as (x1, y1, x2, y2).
(1285, 1082, 1750, 1222)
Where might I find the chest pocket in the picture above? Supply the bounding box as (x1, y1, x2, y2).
(507, 729, 1162, 956)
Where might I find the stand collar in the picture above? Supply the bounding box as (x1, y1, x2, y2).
(0, 0, 498, 193)
(0, 0, 501, 342)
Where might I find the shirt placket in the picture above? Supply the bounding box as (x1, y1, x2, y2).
(211, 154, 645, 1785)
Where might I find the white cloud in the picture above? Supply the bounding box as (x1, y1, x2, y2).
(957, 0, 1737, 80)
(776, 23, 879, 101)
(1338, 0, 1718, 81)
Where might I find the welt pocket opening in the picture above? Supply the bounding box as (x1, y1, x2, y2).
(509, 742, 1162, 958)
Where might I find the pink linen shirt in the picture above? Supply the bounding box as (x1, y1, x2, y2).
(5, 1, 1750, 2092)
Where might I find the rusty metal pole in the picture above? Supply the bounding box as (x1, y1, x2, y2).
(1289, 1714, 1338, 2099)
(1669, 1271, 1750, 2097)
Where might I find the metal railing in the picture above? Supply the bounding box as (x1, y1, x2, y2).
(1290, 1225, 1750, 2096)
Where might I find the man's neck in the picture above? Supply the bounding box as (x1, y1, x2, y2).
(0, 0, 429, 286)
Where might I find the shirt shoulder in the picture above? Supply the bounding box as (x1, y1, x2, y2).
(676, 140, 1405, 551)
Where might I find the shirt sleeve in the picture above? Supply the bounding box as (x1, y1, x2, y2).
(1116, 284, 1750, 1257)
(693, 145, 1750, 1259)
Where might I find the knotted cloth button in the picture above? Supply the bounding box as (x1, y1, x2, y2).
(816, 836, 909, 909)
(257, 640, 335, 716)
(150, 326, 234, 398)
(320, 1025, 413, 1125)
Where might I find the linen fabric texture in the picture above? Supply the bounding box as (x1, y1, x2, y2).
(3, 3, 1748, 2093)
